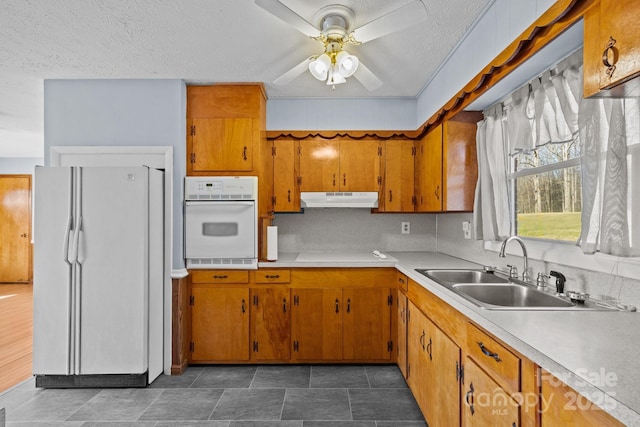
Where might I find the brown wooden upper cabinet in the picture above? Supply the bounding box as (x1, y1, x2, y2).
(299, 138, 381, 193)
(584, 0, 640, 97)
(379, 140, 415, 212)
(186, 84, 266, 174)
(415, 113, 480, 212)
(272, 139, 300, 212)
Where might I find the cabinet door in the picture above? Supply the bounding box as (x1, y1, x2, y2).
(540, 371, 624, 427)
(426, 325, 461, 427)
(273, 139, 300, 212)
(189, 117, 253, 172)
(599, 0, 640, 91)
(251, 287, 290, 361)
(0, 175, 31, 282)
(343, 287, 391, 360)
(415, 126, 443, 212)
(397, 292, 408, 378)
(443, 120, 478, 211)
(299, 139, 340, 191)
(382, 140, 415, 212)
(291, 288, 342, 360)
(339, 140, 381, 192)
(191, 287, 250, 361)
(462, 357, 520, 427)
(406, 301, 431, 416)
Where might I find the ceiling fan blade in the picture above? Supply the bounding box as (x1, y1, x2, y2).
(353, 61, 383, 91)
(273, 57, 314, 86)
(351, 0, 427, 44)
(255, 0, 319, 38)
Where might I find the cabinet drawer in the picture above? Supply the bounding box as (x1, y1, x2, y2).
(396, 271, 408, 292)
(255, 269, 291, 284)
(191, 270, 249, 284)
(467, 323, 520, 394)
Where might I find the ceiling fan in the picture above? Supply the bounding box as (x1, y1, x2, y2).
(255, 0, 428, 91)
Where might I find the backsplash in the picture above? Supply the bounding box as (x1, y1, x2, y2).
(273, 209, 437, 253)
(436, 213, 640, 310)
(274, 209, 640, 310)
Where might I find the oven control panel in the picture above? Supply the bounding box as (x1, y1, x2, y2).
(185, 176, 258, 200)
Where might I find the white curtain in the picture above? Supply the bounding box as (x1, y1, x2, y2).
(473, 105, 511, 241)
(474, 47, 640, 256)
(579, 97, 640, 256)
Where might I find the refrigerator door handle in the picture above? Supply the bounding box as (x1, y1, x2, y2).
(63, 216, 74, 264)
(74, 217, 84, 264)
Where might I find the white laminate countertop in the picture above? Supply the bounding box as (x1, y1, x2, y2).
(259, 251, 640, 426)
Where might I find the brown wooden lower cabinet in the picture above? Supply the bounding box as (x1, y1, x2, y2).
(190, 286, 250, 362)
(291, 287, 343, 360)
(462, 357, 521, 427)
(540, 371, 624, 427)
(407, 300, 461, 427)
(250, 287, 290, 361)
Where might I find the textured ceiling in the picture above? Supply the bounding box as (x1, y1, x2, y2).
(0, 0, 491, 157)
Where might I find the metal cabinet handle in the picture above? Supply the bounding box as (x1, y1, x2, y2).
(333, 173, 336, 187)
(265, 275, 280, 279)
(241, 299, 246, 313)
(283, 298, 287, 313)
(477, 341, 501, 362)
(435, 185, 440, 200)
(335, 298, 340, 313)
(602, 36, 617, 79)
(242, 146, 248, 161)
(466, 382, 475, 415)
(400, 308, 405, 324)
(343, 173, 346, 186)
(213, 275, 228, 279)
(398, 277, 405, 285)
(389, 190, 393, 202)
(346, 298, 351, 313)
(287, 190, 291, 203)
(420, 330, 425, 349)
(426, 337, 432, 361)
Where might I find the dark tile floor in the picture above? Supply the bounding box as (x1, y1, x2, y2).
(0, 365, 426, 426)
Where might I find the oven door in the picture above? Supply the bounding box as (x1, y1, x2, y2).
(185, 200, 257, 268)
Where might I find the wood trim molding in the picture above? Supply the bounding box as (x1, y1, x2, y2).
(266, 129, 418, 140)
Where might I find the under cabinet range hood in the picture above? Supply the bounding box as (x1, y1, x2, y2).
(300, 191, 379, 208)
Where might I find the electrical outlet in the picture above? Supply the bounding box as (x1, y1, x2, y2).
(401, 221, 410, 234)
(462, 221, 472, 239)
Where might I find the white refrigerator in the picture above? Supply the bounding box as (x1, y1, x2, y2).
(33, 166, 164, 387)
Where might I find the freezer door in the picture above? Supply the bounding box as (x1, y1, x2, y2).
(33, 166, 74, 375)
(76, 167, 149, 375)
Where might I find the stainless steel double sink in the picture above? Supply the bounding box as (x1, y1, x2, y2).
(415, 269, 606, 310)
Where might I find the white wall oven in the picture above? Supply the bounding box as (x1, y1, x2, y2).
(184, 176, 258, 269)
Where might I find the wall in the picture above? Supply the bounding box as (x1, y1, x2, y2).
(267, 97, 416, 130)
(43, 79, 186, 270)
(0, 157, 43, 174)
(436, 213, 640, 310)
(274, 209, 436, 253)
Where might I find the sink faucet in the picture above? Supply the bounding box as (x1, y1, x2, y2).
(499, 236, 530, 282)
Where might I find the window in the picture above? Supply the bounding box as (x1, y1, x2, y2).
(511, 142, 582, 242)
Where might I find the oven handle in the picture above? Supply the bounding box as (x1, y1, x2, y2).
(185, 201, 255, 206)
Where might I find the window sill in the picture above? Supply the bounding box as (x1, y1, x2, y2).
(484, 239, 640, 280)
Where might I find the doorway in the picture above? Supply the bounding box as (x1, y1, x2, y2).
(0, 174, 33, 393)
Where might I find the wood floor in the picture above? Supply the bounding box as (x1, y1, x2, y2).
(0, 284, 32, 394)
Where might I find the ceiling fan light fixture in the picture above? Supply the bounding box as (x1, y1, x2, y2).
(327, 65, 346, 85)
(336, 50, 359, 77)
(309, 53, 331, 80)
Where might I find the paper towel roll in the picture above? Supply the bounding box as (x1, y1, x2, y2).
(267, 226, 278, 261)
